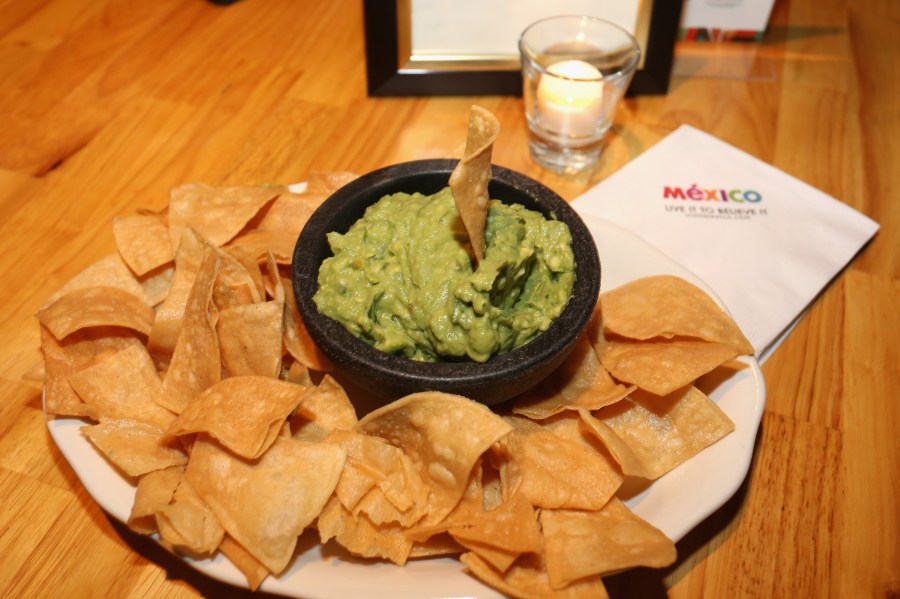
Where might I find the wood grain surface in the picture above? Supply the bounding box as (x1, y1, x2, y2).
(1, 0, 897, 597)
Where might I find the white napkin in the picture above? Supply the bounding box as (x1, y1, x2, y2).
(572, 124, 880, 362)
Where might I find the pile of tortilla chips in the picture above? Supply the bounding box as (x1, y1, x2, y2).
(37, 175, 753, 598)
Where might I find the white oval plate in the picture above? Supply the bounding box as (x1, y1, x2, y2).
(46, 215, 765, 598)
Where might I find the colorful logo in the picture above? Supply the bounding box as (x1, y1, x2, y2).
(663, 185, 762, 203)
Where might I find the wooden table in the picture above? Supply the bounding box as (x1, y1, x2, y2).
(1, 0, 897, 597)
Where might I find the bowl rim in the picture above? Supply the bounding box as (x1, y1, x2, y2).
(291, 159, 600, 399)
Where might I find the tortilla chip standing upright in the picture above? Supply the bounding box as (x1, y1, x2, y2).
(155, 247, 221, 414)
(449, 105, 500, 263)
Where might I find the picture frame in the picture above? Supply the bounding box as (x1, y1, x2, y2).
(363, 0, 684, 96)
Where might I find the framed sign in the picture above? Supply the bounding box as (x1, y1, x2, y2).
(363, 0, 684, 96)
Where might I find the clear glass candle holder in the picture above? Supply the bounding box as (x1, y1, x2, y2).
(519, 16, 641, 174)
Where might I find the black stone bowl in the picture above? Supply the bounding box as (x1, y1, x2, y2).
(292, 159, 600, 407)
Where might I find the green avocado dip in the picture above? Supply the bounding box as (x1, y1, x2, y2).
(313, 187, 575, 362)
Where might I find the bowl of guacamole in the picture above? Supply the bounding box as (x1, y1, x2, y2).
(292, 159, 600, 406)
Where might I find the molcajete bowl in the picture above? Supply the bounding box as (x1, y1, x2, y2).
(292, 159, 600, 407)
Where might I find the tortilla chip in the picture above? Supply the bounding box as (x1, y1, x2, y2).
(291, 375, 357, 442)
(317, 494, 414, 565)
(513, 336, 634, 419)
(148, 227, 213, 356)
(305, 171, 358, 195)
(212, 251, 263, 310)
(407, 481, 539, 563)
(214, 251, 283, 378)
(439, 460, 487, 524)
(575, 408, 652, 479)
(151, 225, 262, 357)
(481, 459, 505, 513)
(282, 275, 332, 371)
(138, 263, 174, 307)
(186, 435, 346, 574)
(449, 105, 500, 262)
(408, 534, 464, 559)
(36, 286, 155, 340)
(497, 415, 621, 510)
(41, 325, 142, 417)
(285, 360, 312, 386)
(156, 476, 225, 555)
(228, 245, 267, 298)
(82, 419, 188, 477)
(541, 498, 676, 588)
(456, 539, 521, 575)
(532, 410, 622, 470)
(68, 343, 174, 429)
(42, 253, 152, 309)
(256, 190, 319, 230)
(166, 376, 306, 459)
(350, 479, 423, 530)
(461, 552, 609, 599)
(212, 278, 254, 313)
(261, 251, 284, 302)
(600, 275, 753, 355)
(155, 247, 220, 414)
(227, 191, 321, 263)
(217, 301, 283, 378)
(129, 465, 184, 534)
(225, 231, 293, 265)
(167, 182, 282, 253)
(357, 392, 512, 525)
(113, 211, 173, 276)
(325, 429, 428, 528)
(449, 491, 541, 562)
(594, 386, 734, 480)
(220, 535, 269, 591)
(596, 336, 740, 396)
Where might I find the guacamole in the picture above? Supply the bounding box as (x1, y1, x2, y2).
(313, 187, 575, 362)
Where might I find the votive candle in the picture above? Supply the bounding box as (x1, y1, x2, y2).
(536, 59, 604, 138)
